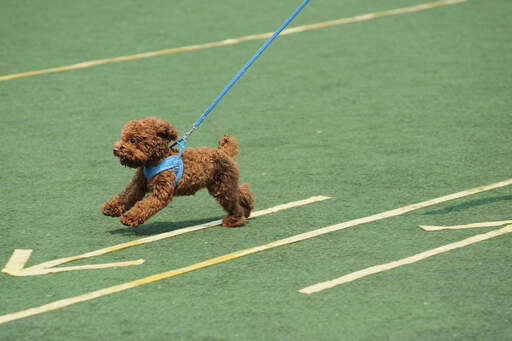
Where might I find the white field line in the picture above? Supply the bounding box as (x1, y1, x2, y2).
(1, 195, 331, 276)
(299, 225, 512, 294)
(419, 219, 512, 231)
(0, 179, 510, 324)
(2, 249, 145, 276)
(0, 0, 468, 82)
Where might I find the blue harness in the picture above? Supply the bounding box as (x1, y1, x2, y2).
(143, 142, 185, 187)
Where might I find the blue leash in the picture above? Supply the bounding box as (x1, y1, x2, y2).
(171, 0, 310, 149)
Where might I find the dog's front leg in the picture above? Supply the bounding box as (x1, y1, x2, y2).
(120, 171, 175, 228)
(101, 168, 147, 217)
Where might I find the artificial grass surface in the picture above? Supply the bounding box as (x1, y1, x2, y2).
(1, 0, 512, 340)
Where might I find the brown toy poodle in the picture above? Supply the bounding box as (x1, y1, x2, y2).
(101, 117, 254, 228)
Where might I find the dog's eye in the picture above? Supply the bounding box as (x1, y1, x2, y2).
(129, 138, 136, 144)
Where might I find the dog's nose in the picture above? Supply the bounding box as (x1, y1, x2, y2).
(113, 148, 119, 156)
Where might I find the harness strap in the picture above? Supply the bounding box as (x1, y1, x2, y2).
(143, 140, 186, 187)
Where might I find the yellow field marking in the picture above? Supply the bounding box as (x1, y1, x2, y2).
(0, 0, 468, 82)
(299, 225, 512, 294)
(1, 196, 331, 276)
(420, 219, 512, 231)
(277, 0, 467, 36)
(0, 179, 510, 324)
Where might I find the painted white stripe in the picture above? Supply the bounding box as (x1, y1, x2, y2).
(299, 225, 512, 294)
(3, 249, 33, 273)
(419, 219, 512, 231)
(0, 179, 509, 324)
(2, 195, 331, 276)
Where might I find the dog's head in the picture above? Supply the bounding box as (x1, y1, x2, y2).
(113, 117, 178, 168)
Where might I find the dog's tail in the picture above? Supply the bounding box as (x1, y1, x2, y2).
(239, 183, 255, 218)
(218, 135, 239, 157)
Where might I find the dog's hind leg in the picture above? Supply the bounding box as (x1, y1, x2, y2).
(208, 183, 246, 227)
(239, 183, 254, 218)
(208, 156, 247, 227)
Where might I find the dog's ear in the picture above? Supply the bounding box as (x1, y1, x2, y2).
(156, 120, 178, 141)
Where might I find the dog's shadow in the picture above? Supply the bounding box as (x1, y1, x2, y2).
(422, 195, 512, 215)
(108, 216, 224, 236)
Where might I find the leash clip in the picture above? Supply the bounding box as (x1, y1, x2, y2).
(170, 125, 196, 149)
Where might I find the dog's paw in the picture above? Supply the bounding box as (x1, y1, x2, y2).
(101, 200, 125, 217)
(120, 211, 144, 228)
(222, 216, 246, 227)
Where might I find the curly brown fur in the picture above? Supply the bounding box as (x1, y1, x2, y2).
(101, 117, 254, 228)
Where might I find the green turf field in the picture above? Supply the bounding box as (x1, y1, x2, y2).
(1, 0, 512, 339)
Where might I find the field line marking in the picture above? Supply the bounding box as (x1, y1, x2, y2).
(299, 225, 512, 294)
(0, 0, 468, 82)
(1, 195, 331, 276)
(0, 179, 510, 324)
(24, 260, 147, 275)
(3, 249, 33, 273)
(278, 0, 466, 36)
(419, 219, 512, 231)
(1, 249, 145, 276)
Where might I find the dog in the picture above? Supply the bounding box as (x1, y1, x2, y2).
(101, 117, 254, 228)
